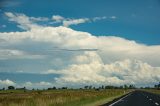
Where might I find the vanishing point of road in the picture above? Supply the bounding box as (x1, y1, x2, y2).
(101, 90, 160, 106)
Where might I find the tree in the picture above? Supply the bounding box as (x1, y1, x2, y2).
(154, 82, 160, 90)
(8, 86, 15, 90)
(61, 87, 67, 89)
(124, 85, 128, 89)
(84, 86, 88, 89)
(119, 86, 123, 89)
(101, 85, 104, 89)
(105, 85, 114, 89)
(129, 85, 135, 89)
(23, 87, 26, 92)
(53, 86, 56, 90)
(158, 82, 160, 89)
(154, 85, 158, 89)
(89, 86, 92, 89)
(48, 88, 52, 90)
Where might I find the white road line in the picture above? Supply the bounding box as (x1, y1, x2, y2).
(109, 93, 132, 106)
(149, 99, 152, 101)
(155, 102, 159, 106)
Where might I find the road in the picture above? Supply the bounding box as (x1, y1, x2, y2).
(101, 90, 160, 106)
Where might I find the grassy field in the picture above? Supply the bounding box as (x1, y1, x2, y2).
(0, 89, 130, 106)
(142, 89, 160, 95)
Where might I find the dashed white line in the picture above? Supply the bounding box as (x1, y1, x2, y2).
(149, 99, 152, 101)
(155, 102, 159, 106)
(109, 93, 132, 106)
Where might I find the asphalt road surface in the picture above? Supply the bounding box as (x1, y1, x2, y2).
(102, 90, 160, 106)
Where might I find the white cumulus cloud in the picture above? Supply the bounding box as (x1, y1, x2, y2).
(0, 26, 160, 66)
(46, 52, 160, 87)
(1, 12, 160, 87)
(0, 79, 16, 87)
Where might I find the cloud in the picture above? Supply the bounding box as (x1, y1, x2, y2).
(63, 18, 90, 27)
(5, 12, 90, 28)
(5, 12, 116, 28)
(52, 15, 64, 22)
(48, 48, 98, 52)
(45, 52, 160, 87)
(5, 12, 43, 30)
(0, 49, 45, 60)
(23, 81, 53, 89)
(110, 16, 117, 19)
(30, 17, 49, 22)
(1, 26, 160, 66)
(1, 24, 6, 28)
(0, 79, 15, 87)
(93, 16, 107, 21)
(1, 12, 160, 87)
(51, 15, 115, 27)
(0, 80, 53, 89)
(0, 26, 160, 66)
(0, 24, 6, 29)
(5, 12, 49, 23)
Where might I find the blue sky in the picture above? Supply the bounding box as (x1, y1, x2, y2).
(0, 0, 160, 44)
(0, 0, 160, 88)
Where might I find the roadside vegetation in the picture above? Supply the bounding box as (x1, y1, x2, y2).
(0, 82, 159, 106)
(140, 82, 160, 94)
(142, 89, 160, 95)
(0, 85, 133, 106)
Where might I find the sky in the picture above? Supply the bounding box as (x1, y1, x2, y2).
(0, 0, 160, 89)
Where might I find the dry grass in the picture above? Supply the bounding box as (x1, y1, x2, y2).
(142, 89, 160, 94)
(0, 89, 129, 106)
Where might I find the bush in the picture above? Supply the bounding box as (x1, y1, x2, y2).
(8, 86, 15, 90)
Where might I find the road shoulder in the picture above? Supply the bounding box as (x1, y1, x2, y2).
(99, 91, 133, 106)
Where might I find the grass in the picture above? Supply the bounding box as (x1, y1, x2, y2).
(141, 89, 160, 95)
(0, 89, 131, 106)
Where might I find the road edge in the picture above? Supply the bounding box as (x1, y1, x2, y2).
(100, 91, 134, 106)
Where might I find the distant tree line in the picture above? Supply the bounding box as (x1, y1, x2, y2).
(154, 82, 160, 90)
(0, 86, 26, 90)
(83, 84, 136, 90)
(0, 82, 160, 91)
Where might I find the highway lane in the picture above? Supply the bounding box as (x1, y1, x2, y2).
(101, 90, 160, 106)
